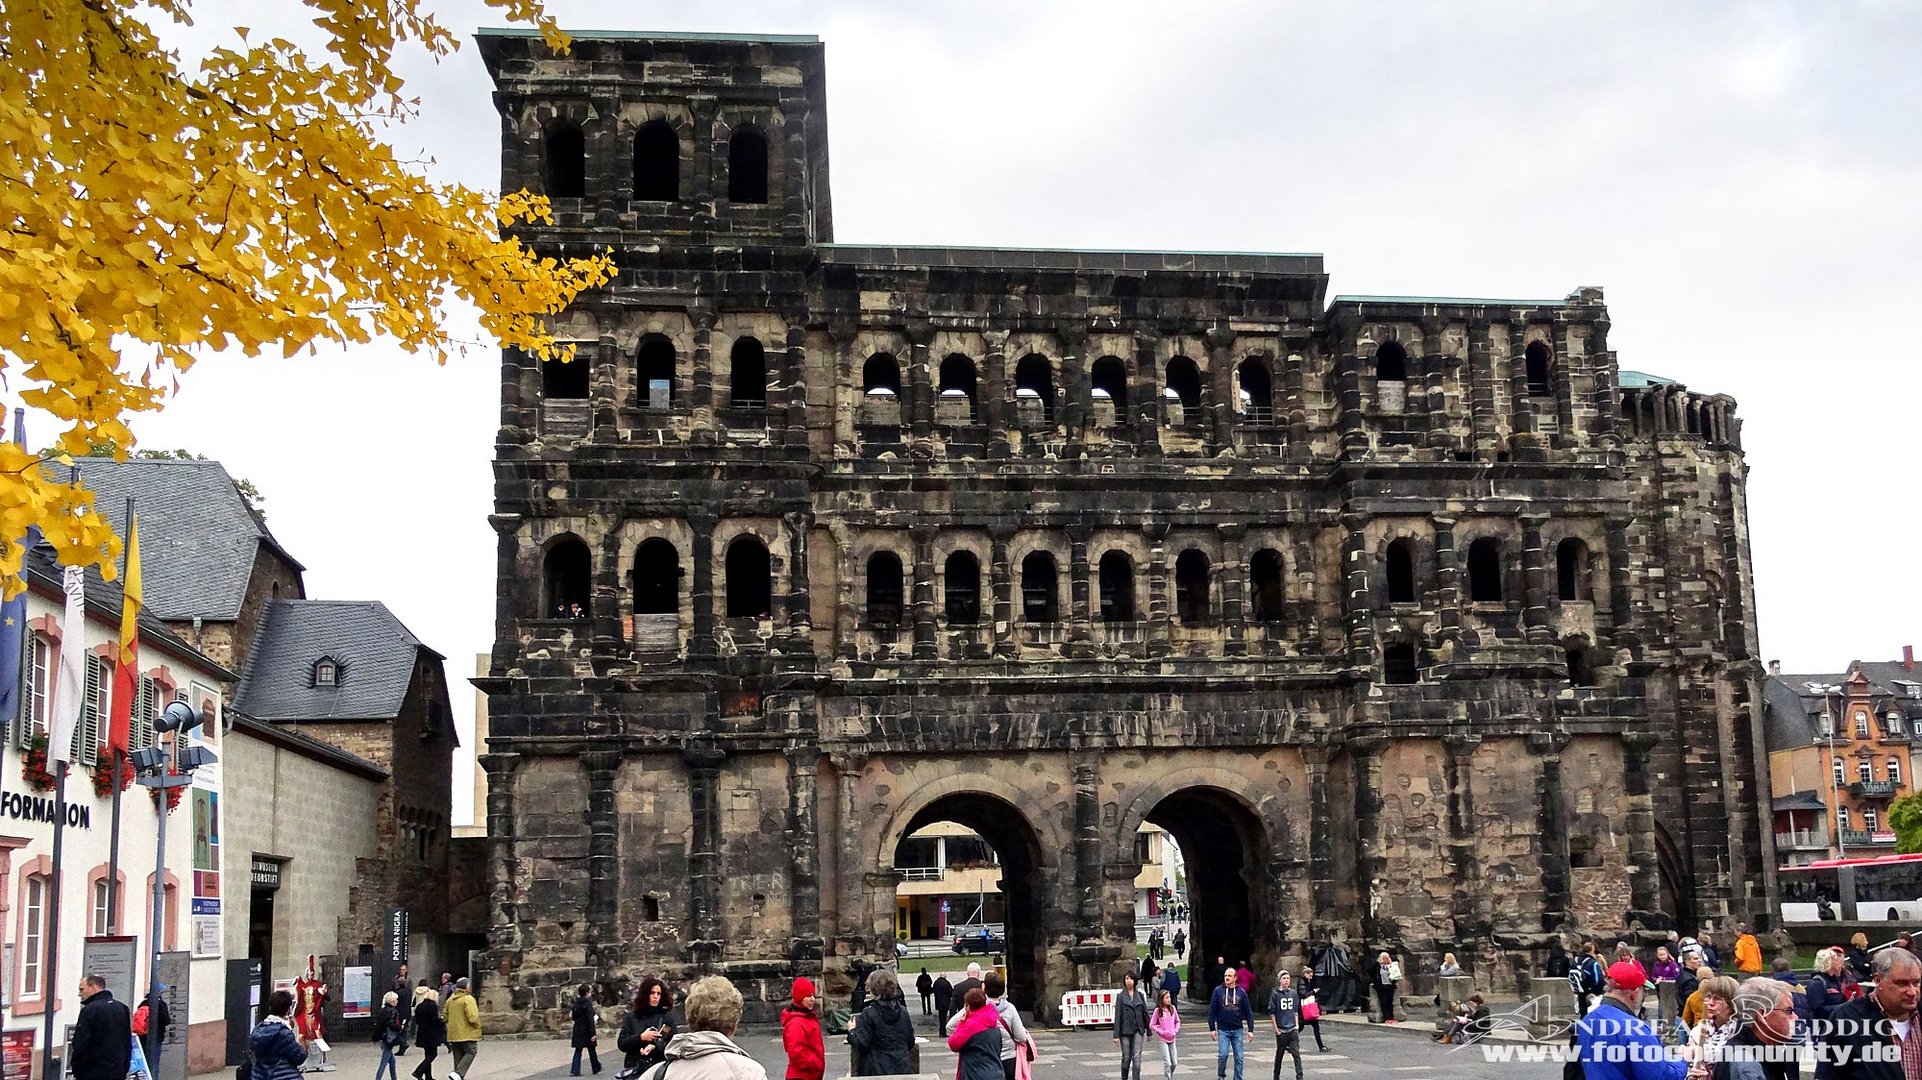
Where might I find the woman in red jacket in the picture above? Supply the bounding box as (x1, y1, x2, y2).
(781, 978, 825, 1080)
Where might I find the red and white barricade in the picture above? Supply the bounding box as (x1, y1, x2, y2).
(1059, 988, 1119, 1027)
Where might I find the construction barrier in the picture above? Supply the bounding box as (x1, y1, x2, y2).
(1059, 988, 1119, 1027)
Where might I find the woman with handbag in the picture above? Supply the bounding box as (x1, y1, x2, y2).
(1371, 952, 1401, 1024)
(619, 978, 676, 1077)
(1294, 968, 1326, 1052)
(572, 985, 604, 1076)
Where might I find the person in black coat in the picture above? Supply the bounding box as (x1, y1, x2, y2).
(408, 986, 445, 1080)
(915, 969, 934, 1016)
(374, 993, 405, 1080)
(571, 984, 603, 1076)
(931, 974, 954, 1034)
(618, 977, 676, 1074)
(70, 975, 133, 1080)
(850, 968, 918, 1076)
(1815, 948, 1919, 1080)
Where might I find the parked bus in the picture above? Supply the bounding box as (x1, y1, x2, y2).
(1781, 851, 1922, 922)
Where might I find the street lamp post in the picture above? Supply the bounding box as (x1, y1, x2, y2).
(131, 701, 216, 1073)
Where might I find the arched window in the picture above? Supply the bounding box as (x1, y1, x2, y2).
(862, 353, 901, 397)
(540, 354, 589, 400)
(1385, 538, 1416, 604)
(938, 354, 978, 420)
(1237, 359, 1273, 421)
(543, 536, 591, 619)
(1556, 538, 1592, 602)
(724, 536, 771, 618)
(730, 338, 766, 408)
(1014, 354, 1055, 424)
(1020, 552, 1058, 622)
(1250, 549, 1285, 622)
(633, 121, 680, 201)
(945, 552, 981, 625)
(1164, 357, 1202, 427)
(1524, 341, 1553, 397)
(1383, 642, 1419, 685)
(1467, 538, 1504, 602)
(1099, 551, 1136, 622)
(545, 123, 586, 198)
(1174, 549, 1211, 624)
(727, 129, 769, 204)
(1374, 341, 1408, 382)
(1091, 356, 1129, 414)
(637, 336, 676, 409)
(633, 538, 679, 615)
(866, 552, 904, 627)
(1565, 643, 1594, 687)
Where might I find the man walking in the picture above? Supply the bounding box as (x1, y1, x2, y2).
(440, 973, 457, 1006)
(1265, 971, 1303, 1080)
(1172, 928, 1186, 960)
(1207, 968, 1255, 1080)
(69, 974, 133, 1080)
(444, 977, 481, 1080)
(393, 965, 416, 1055)
(932, 973, 954, 1033)
(1733, 924, 1764, 977)
(1816, 946, 1920, 1080)
(1573, 960, 1685, 1080)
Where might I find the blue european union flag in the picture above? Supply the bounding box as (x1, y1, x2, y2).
(0, 526, 40, 730)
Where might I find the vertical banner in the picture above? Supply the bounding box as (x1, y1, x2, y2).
(191, 786, 220, 958)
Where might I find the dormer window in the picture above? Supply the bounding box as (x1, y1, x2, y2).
(313, 657, 341, 688)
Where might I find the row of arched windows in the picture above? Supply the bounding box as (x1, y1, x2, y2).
(1368, 340, 1554, 397)
(1382, 536, 1594, 605)
(541, 119, 770, 205)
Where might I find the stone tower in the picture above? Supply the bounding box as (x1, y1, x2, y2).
(473, 29, 1771, 1029)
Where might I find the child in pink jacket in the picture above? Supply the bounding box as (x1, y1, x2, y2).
(1149, 990, 1181, 1080)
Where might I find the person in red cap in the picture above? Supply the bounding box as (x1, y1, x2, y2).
(1573, 959, 1687, 1079)
(781, 978, 824, 1080)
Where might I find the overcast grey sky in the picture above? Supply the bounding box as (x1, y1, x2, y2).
(36, 1, 1922, 824)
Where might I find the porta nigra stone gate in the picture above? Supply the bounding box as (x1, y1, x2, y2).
(472, 30, 1773, 1029)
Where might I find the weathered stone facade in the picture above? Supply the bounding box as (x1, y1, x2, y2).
(474, 29, 1772, 1028)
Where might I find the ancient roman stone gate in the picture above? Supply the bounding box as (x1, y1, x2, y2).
(470, 30, 1775, 1029)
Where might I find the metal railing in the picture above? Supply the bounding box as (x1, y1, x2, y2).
(1853, 780, 1899, 798)
(1773, 830, 1827, 850)
(894, 866, 943, 881)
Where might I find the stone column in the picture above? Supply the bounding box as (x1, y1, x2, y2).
(594, 529, 623, 652)
(1335, 352, 1367, 458)
(1350, 737, 1389, 944)
(1520, 513, 1553, 644)
(784, 511, 813, 655)
(488, 513, 523, 674)
(1621, 732, 1665, 928)
(1304, 747, 1338, 921)
(480, 752, 525, 952)
(690, 309, 718, 446)
(1206, 322, 1237, 454)
(1421, 319, 1453, 453)
(984, 330, 1012, 460)
(1553, 323, 1578, 449)
(784, 319, 810, 454)
(778, 96, 811, 239)
(582, 750, 623, 951)
(1605, 514, 1635, 654)
(690, 100, 718, 222)
(1433, 516, 1462, 649)
(1060, 327, 1088, 457)
(1467, 321, 1498, 456)
(499, 346, 531, 445)
(684, 742, 727, 970)
(1134, 331, 1163, 458)
(1443, 735, 1483, 936)
(912, 524, 938, 660)
(1073, 750, 1104, 942)
(1146, 524, 1172, 658)
(1219, 523, 1247, 656)
(1342, 512, 1375, 672)
(833, 526, 859, 660)
(990, 527, 1016, 660)
(785, 740, 824, 964)
(1507, 324, 1544, 462)
(1068, 524, 1094, 659)
(1283, 346, 1311, 463)
(1532, 732, 1572, 929)
(1290, 533, 1319, 654)
(907, 322, 935, 460)
(592, 334, 620, 440)
(689, 514, 718, 660)
(826, 753, 867, 943)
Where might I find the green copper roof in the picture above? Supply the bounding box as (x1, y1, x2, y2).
(1330, 294, 1568, 307)
(476, 28, 821, 44)
(1617, 370, 1678, 388)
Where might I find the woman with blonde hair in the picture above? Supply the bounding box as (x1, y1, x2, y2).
(374, 992, 404, 1080)
(1437, 953, 1462, 978)
(1683, 975, 1740, 1079)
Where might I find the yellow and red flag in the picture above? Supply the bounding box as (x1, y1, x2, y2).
(107, 512, 140, 758)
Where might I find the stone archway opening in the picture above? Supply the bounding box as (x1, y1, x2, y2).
(1142, 787, 1271, 1002)
(896, 793, 1049, 1012)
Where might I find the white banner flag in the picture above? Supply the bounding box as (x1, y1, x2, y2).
(48, 563, 86, 766)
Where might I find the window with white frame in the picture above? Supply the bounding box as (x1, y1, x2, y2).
(1835, 758, 1846, 787)
(91, 878, 112, 935)
(24, 633, 52, 743)
(1889, 712, 1907, 737)
(1856, 710, 1871, 738)
(22, 874, 47, 996)
(1866, 809, 1881, 833)
(1840, 807, 1852, 831)
(1892, 758, 1904, 787)
(1860, 760, 1875, 783)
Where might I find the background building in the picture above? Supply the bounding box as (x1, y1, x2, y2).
(1765, 649, 1922, 863)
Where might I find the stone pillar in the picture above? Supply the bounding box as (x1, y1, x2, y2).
(825, 753, 866, 942)
(582, 750, 623, 950)
(833, 527, 859, 660)
(990, 528, 1016, 660)
(1073, 751, 1104, 942)
(1146, 524, 1172, 658)
(907, 322, 935, 460)
(1592, 316, 1620, 451)
(690, 309, 718, 446)
(1532, 733, 1572, 929)
(488, 514, 523, 674)
(499, 346, 531, 444)
(1553, 323, 1579, 448)
(912, 525, 938, 660)
(1134, 331, 1163, 458)
(1335, 352, 1367, 458)
(594, 528, 622, 651)
(1467, 321, 1498, 456)
(1206, 322, 1237, 453)
(689, 514, 718, 659)
(779, 97, 812, 239)
(1060, 328, 1088, 457)
(592, 334, 620, 440)
(1506, 324, 1542, 461)
(1342, 512, 1375, 671)
(784, 511, 813, 654)
(1433, 516, 1462, 649)
(1283, 346, 1311, 463)
(785, 740, 824, 964)
(480, 752, 525, 952)
(685, 742, 727, 970)
(1219, 523, 1247, 656)
(1290, 533, 1319, 654)
(1068, 525, 1094, 659)
(1622, 732, 1665, 928)
(1606, 514, 1635, 655)
(1421, 319, 1454, 453)
(1443, 735, 1483, 937)
(1304, 747, 1338, 921)
(1520, 513, 1553, 644)
(1351, 738, 1389, 944)
(784, 319, 810, 454)
(690, 100, 718, 221)
(984, 330, 1012, 460)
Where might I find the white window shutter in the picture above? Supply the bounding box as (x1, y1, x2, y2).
(134, 677, 154, 752)
(80, 654, 101, 766)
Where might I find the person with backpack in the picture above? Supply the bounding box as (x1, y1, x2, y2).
(1570, 943, 1607, 1017)
(132, 985, 171, 1073)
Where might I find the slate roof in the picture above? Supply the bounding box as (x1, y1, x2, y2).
(1852, 661, 1922, 720)
(228, 712, 388, 782)
(234, 600, 442, 721)
(20, 542, 235, 678)
(71, 458, 303, 621)
(1773, 790, 1829, 813)
(1762, 674, 1846, 752)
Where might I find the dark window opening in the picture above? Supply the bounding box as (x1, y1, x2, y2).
(1174, 549, 1211, 624)
(1250, 549, 1285, 622)
(633, 538, 679, 615)
(1383, 642, 1419, 684)
(541, 355, 589, 400)
(637, 336, 676, 409)
(545, 124, 586, 198)
(1568, 833, 1602, 869)
(633, 121, 680, 201)
(730, 338, 767, 408)
(544, 537, 591, 619)
(1091, 356, 1130, 414)
(1014, 354, 1055, 423)
(727, 129, 769, 204)
(1098, 551, 1136, 622)
(1237, 359, 1273, 422)
(1524, 341, 1553, 397)
(1375, 341, 1408, 382)
(862, 353, 901, 398)
(945, 552, 981, 625)
(641, 896, 661, 922)
(938, 354, 978, 420)
(1556, 538, 1592, 602)
(724, 536, 771, 618)
(1566, 644, 1595, 687)
(1164, 357, 1202, 427)
(1385, 539, 1416, 604)
(866, 552, 904, 627)
(1685, 401, 1702, 435)
(1467, 538, 1504, 602)
(1020, 552, 1058, 622)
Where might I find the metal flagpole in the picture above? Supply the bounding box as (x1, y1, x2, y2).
(41, 463, 81, 1079)
(107, 496, 132, 932)
(147, 750, 170, 1067)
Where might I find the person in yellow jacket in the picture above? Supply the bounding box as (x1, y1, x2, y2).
(444, 978, 482, 1080)
(1680, 965, 1715, 1028)
(1732, 923, 1764, 975)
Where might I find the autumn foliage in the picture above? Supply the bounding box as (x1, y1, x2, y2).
(0, 0, 612, 590)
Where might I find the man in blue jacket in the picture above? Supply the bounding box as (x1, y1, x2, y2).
(1207, 968, 1256, 1080)
(1574, 960, 1687, 1080)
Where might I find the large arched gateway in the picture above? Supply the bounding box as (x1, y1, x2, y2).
(471, 29, 1773, 1032)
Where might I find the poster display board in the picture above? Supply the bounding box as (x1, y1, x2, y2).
(81, 937, 138, 1006)
(2, 1030, 34, 1080)
(342, 967, 372, 1019)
